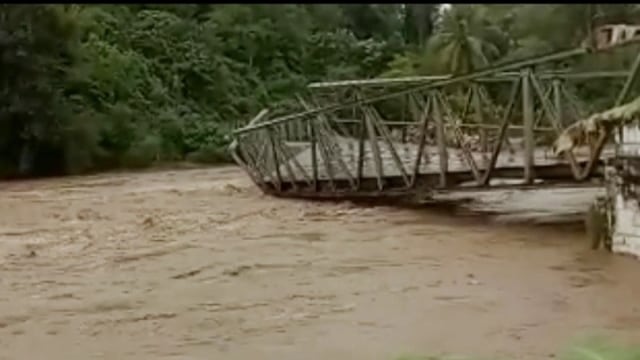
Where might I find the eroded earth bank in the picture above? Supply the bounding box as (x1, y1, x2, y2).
(1, 166, 640, 360)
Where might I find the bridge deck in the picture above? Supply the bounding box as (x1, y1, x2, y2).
(268, 137, 614, 187)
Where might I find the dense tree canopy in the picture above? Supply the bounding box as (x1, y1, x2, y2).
(0, 4, 638, 178)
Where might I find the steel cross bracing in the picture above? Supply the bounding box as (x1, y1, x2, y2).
(229, 39, 640, 201)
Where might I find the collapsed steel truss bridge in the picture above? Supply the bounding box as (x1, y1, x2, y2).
(230, 38, 640, 202)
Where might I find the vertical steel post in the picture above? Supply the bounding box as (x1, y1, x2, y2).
(432, 91, 448, 187)
(552, 78, 563, 128)
(522, 68, 535, 184)
(309, 119, 319, 191)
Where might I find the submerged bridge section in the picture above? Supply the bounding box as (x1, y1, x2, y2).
(230, 38, 640, 202)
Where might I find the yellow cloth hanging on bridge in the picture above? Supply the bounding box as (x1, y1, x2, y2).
(554, 95, 640, 155)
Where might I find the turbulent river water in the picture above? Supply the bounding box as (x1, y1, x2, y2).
(1, 166, 640, 360)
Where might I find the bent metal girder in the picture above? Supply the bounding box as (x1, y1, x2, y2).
(230, 38, 640, 200)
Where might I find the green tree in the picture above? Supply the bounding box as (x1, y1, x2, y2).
(0, 5, 86, 176)
(426, 5, 503, 75)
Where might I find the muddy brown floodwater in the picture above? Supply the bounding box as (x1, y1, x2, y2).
(2, 166, 640, 360)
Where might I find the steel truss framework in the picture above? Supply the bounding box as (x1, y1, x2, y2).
(230, 39, 640, 201)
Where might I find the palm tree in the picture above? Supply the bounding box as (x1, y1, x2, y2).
(426, 5, 503, 75)
(403, 4, 439, 49)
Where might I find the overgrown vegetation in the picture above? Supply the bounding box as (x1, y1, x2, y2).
(2, 4, 640, 178)
(394, 337, 640, 360)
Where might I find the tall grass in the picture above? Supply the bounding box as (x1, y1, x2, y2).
(394, 338, 640, 360)
(559, 338, 640, 360)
